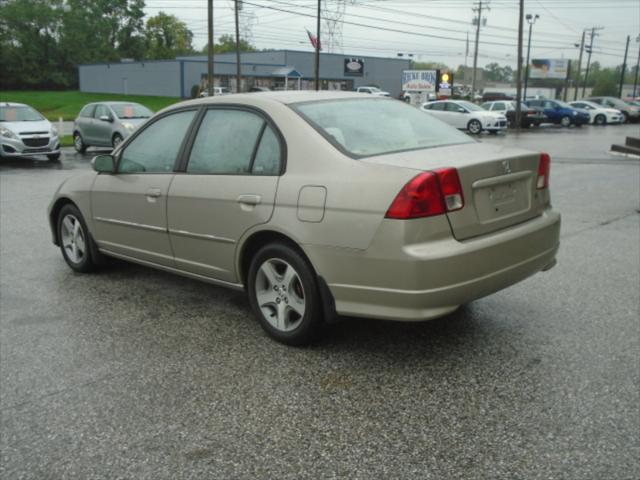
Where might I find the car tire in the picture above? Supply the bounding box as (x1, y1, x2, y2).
(560, 116, 571, 127)
(467, 119, 482, 135)
(47, 153, 61, 161)
(621, 112, 629, 124)
(594, 114, 606, 126)
(247, 242, 323, 346)
(112, 133, 124, 149)
(57, 204, 100, 273)
(73, 132, 87, 153)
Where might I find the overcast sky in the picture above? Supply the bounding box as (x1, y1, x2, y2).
(143, 0, 639, 69)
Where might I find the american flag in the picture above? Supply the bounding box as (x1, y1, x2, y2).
(306, 28, 321, 51)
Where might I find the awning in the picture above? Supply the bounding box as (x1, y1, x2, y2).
(271, 67, 303, 78)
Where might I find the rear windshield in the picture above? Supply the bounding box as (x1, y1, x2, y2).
(0, 106, 44, 122)
(293, 98, 473, 157)
(110, 103, 152, 119)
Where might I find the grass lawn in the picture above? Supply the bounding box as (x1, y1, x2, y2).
(60, 135, 74, 148)
(0, 91, 181, 121)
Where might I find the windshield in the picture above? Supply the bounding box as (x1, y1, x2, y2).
(110, 103, 152, 119)
(457, 101, 484, 112)
(294, 98, 473, 157)
(0, 106, 45, 122)
(364, 87, 381, 92)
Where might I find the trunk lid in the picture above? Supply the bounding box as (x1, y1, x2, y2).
(362, 141, 549, 240)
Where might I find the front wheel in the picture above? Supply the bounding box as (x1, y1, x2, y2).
(467, 119, 482, 135)
(594, 114, 606, 126)
(73, 133, 87, 153)
(247, 243, 323, 345)
(560, 116, 571, 127)
(112, 133, 124, 149)
(622, 112, 629, 124)
(57, 204, 100, 273)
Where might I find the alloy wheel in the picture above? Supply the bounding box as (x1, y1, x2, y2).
(468, 120, 482, 134)
(560, 116, 571, 127)
(254, 258, 306, 332)
(74, 134, 84, 152)
(60, 214, 86, 264)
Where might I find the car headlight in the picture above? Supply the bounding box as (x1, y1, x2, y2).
(123, 122, 136, 131)
(51, 126, 59, 137)
(0, 127, 18, 139)
(572, 111, 577, 115)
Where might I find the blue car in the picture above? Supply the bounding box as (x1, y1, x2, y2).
(525, 99, 590, 127)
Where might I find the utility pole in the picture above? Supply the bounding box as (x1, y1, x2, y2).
(523, 13, 539, 100)
(582, 27, 604, 97)
(235, 0, 242, 93)
(634, 35, 640, 98)
(619, 35, 630, 98)
(207, 0, 214, 96)
(471, 1, 489, 98)
(515, 0, 524, 133)
(315, 0, 321, 90)
(573, 30, 586, 100)
(563, 60, 572, 102)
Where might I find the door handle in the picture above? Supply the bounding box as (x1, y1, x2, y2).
(146, 188, 162, 199)
(237, 194, 261, 206)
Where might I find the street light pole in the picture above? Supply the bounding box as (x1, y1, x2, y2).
(471, 1, 487, 98)
(633, 35, 640, 98)
(234, 0, 242, 93)
(515, 0, 524, 133)
(314, 0, 321, 91)
(523, 13, 539, 100)
(207, 0, 214, 97)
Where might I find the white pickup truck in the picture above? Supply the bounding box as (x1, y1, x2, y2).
(356, 86, 390, 97)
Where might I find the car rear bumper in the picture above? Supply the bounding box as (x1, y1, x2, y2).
(306, 209, 561, 321)
(0, 136, 60, 157)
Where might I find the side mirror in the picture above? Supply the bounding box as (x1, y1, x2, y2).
(458, 108, 466, 113)
(92, 154, 115, 173)
(99, 115, 113, 122)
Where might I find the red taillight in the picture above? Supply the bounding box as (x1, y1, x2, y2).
(385, 168, 464, 219)
(434, 167, 464, 212)
(537, 152, 551, 189)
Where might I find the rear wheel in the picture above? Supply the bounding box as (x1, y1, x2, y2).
(73, 133, 87, 153)
(57, 204, 100, 273)
(247, 243, 323, 345)
(594, 114, 606, 126)
(560, 116, 571, 127)
(467, 119, 482, 135)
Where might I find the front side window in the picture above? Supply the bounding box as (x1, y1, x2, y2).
(294, 98, 473, 158)
(187, 109, 268, 175)
(493, 102, 506, 111)
(94, 105, 110, 119)
(446, 102, 464, 112)
(119, 110, 196, 173)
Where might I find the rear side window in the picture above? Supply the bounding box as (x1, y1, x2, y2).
(252, 126, 281, 175)
(429, 102, 445, 111)
(187, 109, 267, 175)
(445, 102, 462, 112)
(493, 102, 506, 111)
(119, 110, 196, 173)
(295, 98, 473, 158)
(79, 105, 95, 118)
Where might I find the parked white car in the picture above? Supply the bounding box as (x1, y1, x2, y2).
(199, 87, 232, 97)
(0, 102, 60, 161)
(421, 100, 507, 134)
(356, 86, 391, 97)
(568, 100, 623, 125)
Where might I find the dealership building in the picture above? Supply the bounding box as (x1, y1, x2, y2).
(78, 50, 411, 98)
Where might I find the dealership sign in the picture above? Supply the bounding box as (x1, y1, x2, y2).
(344, 58, 364, 76)
(402, 70, 437, 92)
(530, 59, 569, 79)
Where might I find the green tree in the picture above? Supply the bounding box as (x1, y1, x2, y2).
(145, 12, 194, 59)
(592, 76, 618, 96)
(200, 34, 257, 54)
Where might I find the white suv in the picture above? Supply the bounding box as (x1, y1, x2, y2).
(0, 103, 60, 161)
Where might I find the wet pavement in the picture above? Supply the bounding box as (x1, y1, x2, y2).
(1, 124, 639, 479)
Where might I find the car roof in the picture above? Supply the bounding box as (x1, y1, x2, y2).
(1, 102, 29, 108)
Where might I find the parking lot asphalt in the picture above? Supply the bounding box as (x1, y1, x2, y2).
(1, 124, 639, 479)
